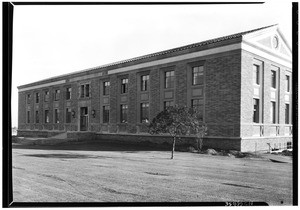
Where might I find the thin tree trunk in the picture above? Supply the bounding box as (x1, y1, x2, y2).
(171, 136, 176, 159)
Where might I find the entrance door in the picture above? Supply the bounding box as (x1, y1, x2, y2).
(80, 107, 88, 131)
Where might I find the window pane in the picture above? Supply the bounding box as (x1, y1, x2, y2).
(121, 105, 128, 123)
(141, 103, 149, 123)
(165, 71, 174, 88)
(45, 110, 49, 123)
(270, 101, 276, 124)
(35, 111, 39, 123)
(103, 106, 110, 123)
(44, 91, 49, 102)
(285, 104, 290, 124)
(141, 75, 149, 91)
(85, 84, 90, 97)
(271, 70, 276, 88)
(253, 65, 260, 85)
(27, 111, 30, 123)
(253, 99, 259, 123)
(66, 88, 71, 100)
(192, 66, 204, 85)
(66, 108, 71, 123)
(286, 75, 290, 92)
(80, 85, 85, 98)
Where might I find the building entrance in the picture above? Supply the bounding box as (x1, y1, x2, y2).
(80, 107, 88, 131)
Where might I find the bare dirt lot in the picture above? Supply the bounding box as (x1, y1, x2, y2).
(12, 141, 293, 205)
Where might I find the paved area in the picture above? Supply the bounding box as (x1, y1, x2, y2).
(12, 142, 293, 205)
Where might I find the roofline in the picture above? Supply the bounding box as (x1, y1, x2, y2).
(17, 24, 282, 89)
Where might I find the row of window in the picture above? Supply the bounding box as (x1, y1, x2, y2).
(253, 99, 291, 124)
(26, 99, 203, 124)
(253, 65, 291, 92)
(26, 66, 204, 104)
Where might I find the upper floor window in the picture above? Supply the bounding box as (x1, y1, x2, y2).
(35, 93, 40, 103)
(164, 101, 174, 110)
(44, 91, 49, 102)
(192, 66, 204, 85)
(271, 70, 276, 89)
(141, 103, 149, 123)
(141, 75, 149, 91)
(103, 81, 110, 95)
(54, 89, 60, 101)
(66, 87, 72, 100)
(120, 104, 128, 123)
(27, 94, 31, 104)
(285, 75, 290, 92)
(165, 70, 174, 89)
(121, 78, 128, 94)
(253, 65, 260, 85)
(80, 84, 90, 98)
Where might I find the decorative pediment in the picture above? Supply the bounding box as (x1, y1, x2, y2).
(242, 25, 292, 62)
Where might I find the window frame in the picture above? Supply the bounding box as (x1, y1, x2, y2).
(66, 108, 72, 123)
(192, 66, 204, 86)
(141, 75, 149, 91)
(44, 90, 49, 102)
(253, 64, 260, 85)
(44, 110, 49, 124)
(103, 106, 110, 123)
(164, 101, 174, 110)
(164, 70, 175, 89)
(35, 110, 39, 123)
(103, 81, 110, 95)
(120, 104, 128, 123)
(54, 89, 60, 101)
(54, 109, 59, 124)
(121, 78, 128, 94)
(140, 102, 149, 123)
(271, 70, 276, 89)
(66, 87, 72, 100)
(253, 98, 260, 123)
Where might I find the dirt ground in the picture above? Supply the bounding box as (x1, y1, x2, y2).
(12, 141, 293, 205)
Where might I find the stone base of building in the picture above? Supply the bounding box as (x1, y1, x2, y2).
(240, 136, 293, 153)
(17, 130, 293, 152)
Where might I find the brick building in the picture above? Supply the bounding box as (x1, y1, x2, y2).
(17, 25, 293, 152)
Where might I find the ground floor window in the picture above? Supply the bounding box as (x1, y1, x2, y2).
(120, 104, 128, 123)
(285, 104, 290, 124)
(27, 111, 30, 123)
(141, 103, 149, 123)
(253, 99, 259, 123)
(287, 141, 292, 149)
(103, 106, 110, 123)
(66, 108, 72, 123)
(54, 109, 59, 123)
(164, 101, 174, 110)
(270, 101, 276, 124)
(44, 110, 49, 123)
(35, 110, 39, 123)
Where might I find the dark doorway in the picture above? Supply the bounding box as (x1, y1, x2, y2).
(80, 107, 88, 131)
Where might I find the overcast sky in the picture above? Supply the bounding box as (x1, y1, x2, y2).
(11, 1, 293, 127)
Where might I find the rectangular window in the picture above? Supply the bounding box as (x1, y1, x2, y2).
(141, 103, 149, 123)
(253, 65, 260, 85)
(287, 142, 292, 149)
(35, 110, 39, 123)
(27, 94, 31, 104)
(192, 66, 204, 85)
(66, 108, 72, 123)
(80, 84, 90, 98)
(270, 101, 276, 124)
(35, 93, 40, 103)
(285, 75, 290, 92)
(54, 89, 60, 101)
(120, 104, 128, 123)
(192, 99, 203, 120)
(103, 81, 110, 95)
(80, 85, 85, 98)
(164, 101, 174, 110)
(44, 110, 49, 123)
(85, 84, 90, 97)
(285, 104, 290, 124)
(44, 91, 49, 102)
(271, 70, 276, 88)
(66, 87, 72, 100)
(27, 111, 30, 123)
(165, 70, 175, 89)
(103, 106, 110, 123)
(141, 75, 149, 91)
(253, 99, 259, 123)
(121, 78, 128, 94)
(54, 109, 59, 123)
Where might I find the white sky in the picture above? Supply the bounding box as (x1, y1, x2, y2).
(11, 1, 293, 127)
